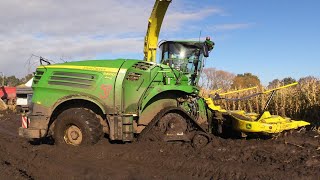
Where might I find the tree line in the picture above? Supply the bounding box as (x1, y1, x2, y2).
(0, 74, 33, 87)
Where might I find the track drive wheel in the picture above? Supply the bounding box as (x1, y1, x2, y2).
(139, 107, 190, 142)
(54, 108, 103, 146)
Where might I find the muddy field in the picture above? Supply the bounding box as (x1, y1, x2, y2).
(0, 111, 319, 180)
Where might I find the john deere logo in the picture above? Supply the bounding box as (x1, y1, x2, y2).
(246, 123, 252, 129)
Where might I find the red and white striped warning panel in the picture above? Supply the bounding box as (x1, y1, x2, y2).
(21, 116, 30, 129)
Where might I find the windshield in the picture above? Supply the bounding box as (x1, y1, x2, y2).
(159, 42, 204, 74)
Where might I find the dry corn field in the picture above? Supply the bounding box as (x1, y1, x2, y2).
(201, 76, 320, 126)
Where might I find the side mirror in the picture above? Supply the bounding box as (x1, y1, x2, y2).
(202, 44, 209, 57)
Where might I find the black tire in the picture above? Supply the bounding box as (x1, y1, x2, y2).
(53, 108, 103, 146)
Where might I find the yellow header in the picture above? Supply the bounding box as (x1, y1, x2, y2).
(263, 82, 298, 94)
(217, 86, 258, 96)
(209, 82, 298, 98)
(208, 88, 222, 95)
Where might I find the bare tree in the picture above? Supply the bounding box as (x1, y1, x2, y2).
(199, 68, 235, 90)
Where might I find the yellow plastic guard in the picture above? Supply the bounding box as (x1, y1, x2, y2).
(232, 112, 310, 134)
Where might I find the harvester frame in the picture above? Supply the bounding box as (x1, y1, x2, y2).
(18, 0, 310, 147)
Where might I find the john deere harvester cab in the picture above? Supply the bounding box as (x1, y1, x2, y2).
(159, 41, 209, 86)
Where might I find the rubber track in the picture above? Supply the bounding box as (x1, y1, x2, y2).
(138, 106, 210, 141)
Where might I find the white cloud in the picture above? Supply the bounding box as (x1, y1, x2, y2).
(0, 35, 144, 76)
(163, 8, 223, 31)
(212, 23, 253, 31)
(0, 0, 222, 77)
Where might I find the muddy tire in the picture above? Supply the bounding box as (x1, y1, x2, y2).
(54, 108, 103, 146)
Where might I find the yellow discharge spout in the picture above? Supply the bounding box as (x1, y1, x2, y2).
(144, 0, 172, 62)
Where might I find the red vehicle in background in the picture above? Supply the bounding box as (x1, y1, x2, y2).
(0, 77, 33, 111)
(0, 86, 16, 109)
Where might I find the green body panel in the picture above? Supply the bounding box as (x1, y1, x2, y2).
(139, 85, 196, 111)
(32, 59, 201, 117)
(196, 98, 210, 125)
(33, 59, 128, 113)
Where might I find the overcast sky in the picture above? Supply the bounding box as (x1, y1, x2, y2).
(1, 0, 319, 85)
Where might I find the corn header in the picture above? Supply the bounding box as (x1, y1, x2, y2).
(205, 82, 310, 137)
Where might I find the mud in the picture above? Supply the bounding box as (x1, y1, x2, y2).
(0, 111, 319, 180)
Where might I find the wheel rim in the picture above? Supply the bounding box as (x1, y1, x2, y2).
(64, 125, 83, 146)
(156, 113, 188, 141)
(158, 113, 188, 133)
